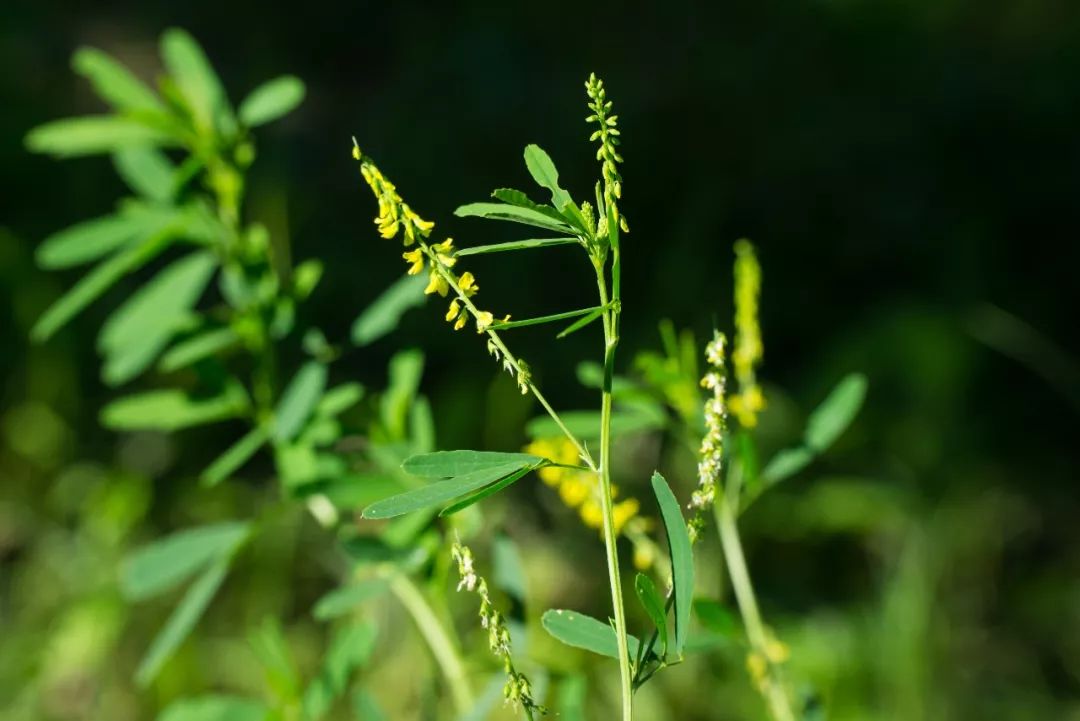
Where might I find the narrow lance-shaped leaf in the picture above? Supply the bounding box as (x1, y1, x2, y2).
(651, 471, 694, 656)
(273, 362, 327, 441)
(454, 202, 573, 234)
(634, 573, 668, 658)
(350, 273, 427, 346)
(402, 450, 543, 478)
(454, 237, 579, 257)
(136, 558, 231, 686)
(541, 609, 641, 659)
(312, 579, 390, 621)
(101, 382, 249, 432)
(114, 146, 176, 202)
(363, 461, 528, 519)
(803, 372, 868, 453)
(160, 28, 233, 135)
(72, 47, 164, 112)
(491, 187, 573, 224)
(36, 214, 146, 270)
(437, 465, 534, 517)
(26, 116, 177, 158)
(301, 622, 377, 721)
(158, 696, 270, 721)
(159, 327, 239, 372)
(239, 75, 306, 127)
(120, 521, 250, 601)
(201, 426, 270, 487)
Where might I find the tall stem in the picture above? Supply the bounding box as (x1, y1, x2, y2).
(387, 572, 475, 715)
(715, 496, 795, 721)
(596, 267, 634, 721)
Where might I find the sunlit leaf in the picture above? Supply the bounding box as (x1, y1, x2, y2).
(438, 465, 533, 516)
(114, 146, 176, 202)
(26, 116, 176, 158)
(160, 28, 233, 135)
(160, 327, 239, 372)
(454, 202, 573, 234)
(316, 383, 365, 418)
(239, 75, 305, 127)
(36, 214, 145, 270)
(380, 349, 424, 440)
(454, 236, 579, 257)
(493, 535, 528, 602)
(350, 273, 427, 346)
(803, 372, 868, 453)
(72, 47, 163, 113)
(651, 471, 693, 656)
(760, 447, 814, 485)
(523, 144, 573, 211)
(363, 461, 528, 519)
(541, 609, 641, 659)
(402, 450, 542, 478)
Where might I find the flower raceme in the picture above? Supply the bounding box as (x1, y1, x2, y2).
(730, 239, 766, 428)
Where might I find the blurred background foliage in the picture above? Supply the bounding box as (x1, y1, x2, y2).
(2, 1, 1080, 719)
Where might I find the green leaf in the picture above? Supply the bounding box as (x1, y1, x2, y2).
(634, 573, 668, 657)
(541, 609, 641, 659)
(523, 144, 573, 210)
(160, 28, 233, 135)
(437, 465, 532, 516)
(380, 349, 424, 440)
(454, 237, 579, 257)
(693, 599, 739, 638)
(312, 579, 390, 620)
(36, 214, 144, 270)
(351, 690, 386, 721)
(101, 383, 249, 432)
(31, 230, 174, 341)
(760, 447, 815, 485)
(25, 116, 176, 158)
(363, 461, 529, 519)
(350, 273, 427, 346)
(803, 372, 868, 453)
(556, 675, 587, 721)
(525, 404, 664, 441)
(491, 188, 573, 225)
(302, 622, 377, 721)
(454, 202, 573, 233)
(274, 362, 328, 441)
(402, 450, 542, 478)
(557, 307, 605, 338)
(248, 617, 301, 703)
(120, 521, 250, 601)
(201, 427, 270, 487)
(158, 695, 269, 721)
(239, 75, 305, 126)
(316, 383, 365, 418)
(136, 559, 231, 686)
(493, 535, 528, 602)
(114, 146, 176, 202)
(160, 327, 239, 372)
(98, 251, 218, 385)
(72, 47, 163, 113)
(650, 471, 694, 656)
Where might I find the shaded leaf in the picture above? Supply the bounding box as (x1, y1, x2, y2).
(634, 573, 668, 656)
(525, 404, 663, 441)
(274, 362, 327, 441)
(541, 609, 640, 659)
(350, 273, 427, 346)
(493, 535, 528, 602)
(312, 579, 390, 620)
(380, 349, 424, 440)
(651, 471, 694, 656)
(158, 695, 269, 721)
(248, 617, 301, 703)
(114, 146, 176, 201)
(136, 559, 231, 686)
(302, 622, 377, 721)
(121, 521, 249, 601)
(351, 690, 386, 721)
(160, 327, 239, 372)
(101, 383, 249, 432)
(316, 383, 365, 418)
(201, 427, 270, 487)
(36, 214, 145, 269)
(760, 447, 815, 485)
(239, 75, 305, 126)
(693, 599, 739, 638)
(804, 373, 868, 453)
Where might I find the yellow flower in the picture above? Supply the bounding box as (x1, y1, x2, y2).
(403, 248, 424, 275)
(454, 313, 467, 331)
(432, 238, 457, 268)
(445, 299, 460, 322)
(612, 498, 640, 535)
(458, 272, 478, 297)
(475, 311, 494, 332)
(559, 477, 591, 507)
(732, 239, 766, 426)
(746, 652, 768, 691)
(424, 269, 448, 296)
(632, 542, 655, 571)
(579, 499, 603, 529)
(377, 216, 399, 240)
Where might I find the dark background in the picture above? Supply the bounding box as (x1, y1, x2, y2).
(2, 1, 1079, 719)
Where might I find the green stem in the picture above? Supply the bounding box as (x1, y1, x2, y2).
(387, 572, 475, 715)
(715, 496, 795, 721)
(596, 264, 634, 721)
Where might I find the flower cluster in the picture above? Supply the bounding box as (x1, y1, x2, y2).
(746, 632, 791, 694)
(451, 541, 544, 716)
(729, 239, 766, 428)
(524, 437, 643, 540)
(585, 73, 629, 235)
(688, 330, 729, 543)
(352, 140, 504, 337)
